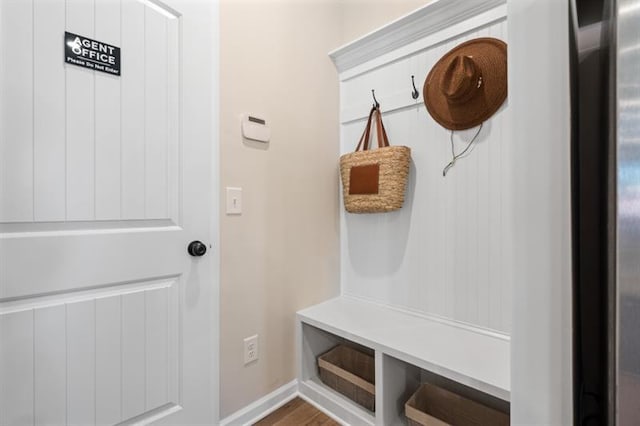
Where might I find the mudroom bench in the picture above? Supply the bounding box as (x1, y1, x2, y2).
(296, 296, 510, 426)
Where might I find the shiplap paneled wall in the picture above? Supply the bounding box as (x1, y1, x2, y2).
(0, 0, 179, 224)
(340, 18, 512, 335)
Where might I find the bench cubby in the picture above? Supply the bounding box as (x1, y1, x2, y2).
(297, 297, 510, 426)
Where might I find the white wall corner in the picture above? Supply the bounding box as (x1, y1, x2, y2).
(218, 380, 299, 426)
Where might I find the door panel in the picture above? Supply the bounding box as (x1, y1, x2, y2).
(66, 0, 96, 221)
(1, 279, 181, 424)
(2, 0, 180, 224)
(95, 0, 122, 221)
(144, 8, 170, 220)
(121, 0, 147, 220)
(0, 310, 33, 426)
(67, 301, 96, 426)
(34, 0, 66, 221)
(0, 226, 183, 300)
(34, 306, 66, 425)
(0, 0, 33, 222)
(123, 291, 147, 419)
(95, 297, 121, 426)
(0, 0, 216, 424)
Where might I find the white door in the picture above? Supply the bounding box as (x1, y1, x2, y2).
(0, 0, 218, 425)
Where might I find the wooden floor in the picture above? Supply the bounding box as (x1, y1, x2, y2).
(253, 397, 340, 426)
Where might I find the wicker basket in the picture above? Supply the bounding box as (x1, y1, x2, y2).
(317, 345, 375, 412)
(405, 383, 509, 426)
(340, 106, 411, 213)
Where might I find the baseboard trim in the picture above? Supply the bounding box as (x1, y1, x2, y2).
(219, 380, 298, 426)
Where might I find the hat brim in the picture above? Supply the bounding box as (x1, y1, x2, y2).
(423, 37, 507, 131)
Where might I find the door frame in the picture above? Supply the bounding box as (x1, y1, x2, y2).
(210, 0, 221, 423)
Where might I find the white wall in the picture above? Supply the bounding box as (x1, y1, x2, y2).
(218, 0, 429, 418)
(508, 0, 573, 424)
(339, 0, 430, 43)
(219, 1, 342, 418)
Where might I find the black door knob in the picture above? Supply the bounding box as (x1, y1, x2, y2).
(187, 240, 207, 257)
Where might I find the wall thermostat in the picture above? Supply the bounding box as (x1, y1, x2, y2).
(241, 114, 270, 143)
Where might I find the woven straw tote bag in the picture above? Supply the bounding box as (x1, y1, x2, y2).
(340, 106, 411, 213)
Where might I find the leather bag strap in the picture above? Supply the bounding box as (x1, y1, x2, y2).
(355, 106, 377, 152)
(374, 107, 390, 148)
(355, 106, 390, 152)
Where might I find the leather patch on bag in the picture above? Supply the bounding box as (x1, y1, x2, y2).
(349, 164, 379, 195)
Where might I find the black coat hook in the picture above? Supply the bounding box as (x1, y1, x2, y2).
(411, 75, 419, 100)
(372, 89, 380, 108)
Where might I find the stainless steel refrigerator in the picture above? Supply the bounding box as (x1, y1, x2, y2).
(571, 0, 640, 424)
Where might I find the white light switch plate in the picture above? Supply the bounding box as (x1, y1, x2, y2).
(226, 187, 242, 215)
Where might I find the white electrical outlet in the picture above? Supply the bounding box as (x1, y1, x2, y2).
(244, 335, 258, 365)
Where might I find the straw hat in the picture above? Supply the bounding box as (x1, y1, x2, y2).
(423, 37, 507, 130)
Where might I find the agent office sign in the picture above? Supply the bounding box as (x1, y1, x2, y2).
(65, 32, 120, 76)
